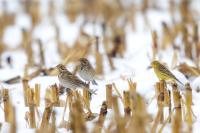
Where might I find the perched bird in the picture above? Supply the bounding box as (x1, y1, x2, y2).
(76, 58, 98, 85)
(56, 64, 96, 94)
(151, 60, 184, 85)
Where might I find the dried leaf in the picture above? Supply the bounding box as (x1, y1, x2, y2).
(3, 76, 21, 84)
(177, 63, 200, 77)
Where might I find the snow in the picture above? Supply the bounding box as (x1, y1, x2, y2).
(0, 0, 200, 132)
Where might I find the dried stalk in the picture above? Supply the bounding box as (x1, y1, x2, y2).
(95, 37, 103, 75)
(112, 96, 126, 133)
(193, 23, 200, 68)
(39, 106, 52, 131)
(71, 98, 87, 133)
(158, 108, 174, 133)
(9, 105, 16, 133)
(168, 90, 172, 123)
(45, 85, 60, 107)
(95, 52, 103, 75)
(106, 84, 113, 108)
(28, 68, 41, 80)
(24, 64, 29, 79)
(50, 111, 56, 133)
(123, 91, 131, 117)
(107, 55, 115, 70)
(92, 101, 107, 133)
(151, 106, 163, 133)
(157, 81, 164, 123)
(161, 22, 172, 49)
(22, 28, 31, 52)
(34, 84, 40, 106)
(38, 40, 45, 67)
(151, 83, 164, 133)
(151, 30, 158, 60)
(51, 84, 60, 106)
(112, 83, 123, 101)
(128, 94, 148, 133)
(83, 89, 90, 109)
(172, 83, 182, 133)
(2, 89, 10, 122)
(60, 91, 70, 126)
(128, 80, 137, 112)
(25, 40, 34, 67)
(0, 39, 3, 67)
(182, 26, 192, 59)
(2, 89, 16, 133)
(31, 0, 40, 27)
(22, 79, 29, 106)
(185, 83, 193, 133)
(28, 88, 36, 128)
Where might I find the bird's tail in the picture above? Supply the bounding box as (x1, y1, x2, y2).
(92, 80, 98, 85)
(88, 88, 97, 95)
(176, 78, 184, 86)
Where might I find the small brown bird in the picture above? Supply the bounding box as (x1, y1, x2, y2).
(76, 58, 98, 85)
(56, 64, 96, 94)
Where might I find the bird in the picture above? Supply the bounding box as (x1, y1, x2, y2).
(151, 60, 184, 85)
(56, 64, 96, 94)
(75, 58, 98, 85)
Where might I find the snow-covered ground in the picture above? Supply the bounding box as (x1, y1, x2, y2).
(0, 0, 200, 132)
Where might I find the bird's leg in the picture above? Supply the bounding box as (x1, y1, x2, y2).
(59, 84, 66, 95)
(92, 80, 98, 85)
(89, 92, 92, 100)
(86, 82, 93, 100)
(66, 88, 73, 95)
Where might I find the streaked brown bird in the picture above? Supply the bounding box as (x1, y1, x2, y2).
(76, 58, 98, 85)
(56, 64, 96, 94)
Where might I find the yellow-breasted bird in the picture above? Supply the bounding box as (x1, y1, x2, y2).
(151, 60, 184, 85)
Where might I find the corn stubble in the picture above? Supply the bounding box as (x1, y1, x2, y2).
(3, 77, 195, 133)
(0, 0, 198, 132)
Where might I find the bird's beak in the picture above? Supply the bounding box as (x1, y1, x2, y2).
(54, 66, 59, 74)
(147, 66, 152, 70)
(54, 66, 58, 70)
(54, 65, 60, 72)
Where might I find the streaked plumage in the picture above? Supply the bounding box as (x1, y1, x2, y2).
(151, 60, 184, 85)
(56, 64, 96, 94)
(76, 58, 98, 85)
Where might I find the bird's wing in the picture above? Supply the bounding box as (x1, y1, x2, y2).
(60, 72, 88, 88)
(69, 74, 88, 88)
(158, 64, 178, 80)
(88, 63, 96, 75)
